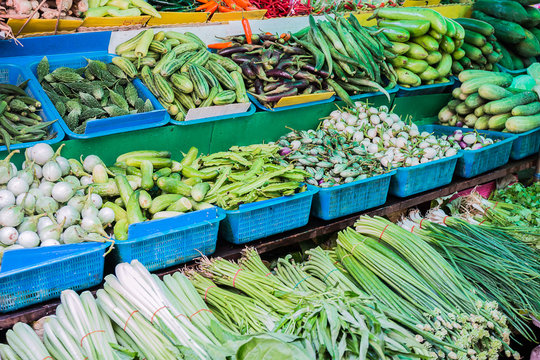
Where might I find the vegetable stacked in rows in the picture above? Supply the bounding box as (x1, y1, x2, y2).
(374, 7, 465, 87)
(439, 69, 540, 133)
(472, 0, 540, 70)
(0, 80, 58, 151)
(0, 144, 115, 260)
(85, 0, 161, 18)
(274, 127, 386, 187)
(36, 56, 154, 135)
(115, 29, 249, 122)
(453, 18, 503, 72)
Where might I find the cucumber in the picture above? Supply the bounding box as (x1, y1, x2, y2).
(426, 51, 442, 65)
(156, 177, 192, 196)
(419, 66, 440, 81)
(389, 42, 410, 55)
(445, 17, 456, 38)
(460, 73, 513, 94)
(475, 115, 490, 130)
(380, 27, 410, 42)
(438, 106, 454, 123)
(452, 61, 464, 75)
(497, 43, 515, 70)
(483, 91, 538, 114)
(149, 194, 184, 214)
(404, 57, 429, 74)
(411, 35, 439, 52)
(452, 48, 466, 61)
(374, 7, 447, 34)
(509, 50, 525, 70)
(471, 11, 526, 44)
(456, 102, 473, 115)
(480, 42, 493, 56)
(377, 19, 431, 37)
(405, 43, 428, 60)
(506, 114, 540, 133)
(440, 36, 455, 54)
(473, 0, 528, 24)
(488, 113, 512, 130)
(455, 18, 494, 37)
(465, 93, 486, 108)
(461, 43, 484, 63)
(435, 54, 452, 78)
(512, 102, 540, 116)
(459, 56, 473, 69)
(191, 182, 210, 202)
(395, 68, 421, 86)
(515, 29, 540, 57)
(166, 197, 192, 212)
(474, 105, 485, 117)
(464, 30, 486, 47)
(448, 99, 462, 111)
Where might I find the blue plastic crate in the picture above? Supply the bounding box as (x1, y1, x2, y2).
(28, 53, 168, 139)
(170, 103, 256, 125)
(311, 171, 396, 220)
(112, 207, 225, 272)
(496, 64, 527, 75)
(0, 64, 64, 153)
(220, 186, 318, 244)
(0, 243, 108, 312)
(390, 154, 461, 198)
(248, 93, 335, 112)
(420, 125, 516, 178)
(397, 77, 455, 97)
(510, 127, 540, 160)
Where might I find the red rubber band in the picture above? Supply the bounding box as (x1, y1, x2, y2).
(333, 260, 339, 266)
(442, 216, 449, 225)
(123, 310, 139, 331)
(43, 357, 54, 360)
(419, 219, 424, 229)
(232, 268, 243, 288)
(479, 219, 486, 226)
(204, 286, 216, 301)
(80, 330, 105, 347)
(150, 306, 167, 324)
(175, 313, 189, 321)
(410, 225, 415, 233)
(493, 202, 498, 209)
(190, 309, 212, 319)
(264, 272, 272, 277)
(379, 224, 390, 240)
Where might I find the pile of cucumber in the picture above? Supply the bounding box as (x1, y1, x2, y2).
(374, 7, 465, 87)
(36, 56, 154, 135)
(438, 70, 540, 133)
(471, 0, 540, 71)
(453, 18, 503, 72)
(115, 30, 249, 122)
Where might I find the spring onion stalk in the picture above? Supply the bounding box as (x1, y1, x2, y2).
(156, 273, 220, 344)
(188, 271, 278, 334)
(354, 216, 479, 314)
(0, 344, 21, 360)
(416, 217, 540, 341)
(96, 287, 180, 360)
(200, 257, 298, 314)
(6, 322, 51, 360)
(106, 261, 212, 358)
(42, 316, 86, 360)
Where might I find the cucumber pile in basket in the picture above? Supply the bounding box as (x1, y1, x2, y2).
(439, 70, 540, 133)
(373, 7, 465, 87)
(36, 56, 154, 135)
(454, 18, 503, 72)
(115, 29, 250, 122)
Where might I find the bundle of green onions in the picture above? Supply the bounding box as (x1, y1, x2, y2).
(402, 213, 540, 341)
(337, 216, 521, 359)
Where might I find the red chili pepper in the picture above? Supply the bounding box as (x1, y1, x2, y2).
(208, 41, 233, 49)
(235, 0, 251, 9)
(242, 17, 252, 44)
(196, 0, 215, 10)
(206, 1, 218, 13)
(218, 5, 234, 11)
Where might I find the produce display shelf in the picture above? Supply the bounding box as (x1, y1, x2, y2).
(1, 155, 535, 332)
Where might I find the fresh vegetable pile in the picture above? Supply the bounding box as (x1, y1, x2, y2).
(374, 7, 465, 87)
(85, 0, 161, 18)
(453, 18, 503, 72)
(0, 144, 113, 259)
(115, 30, 249, 121)
(471, 0, 540, 71)
(219, 14, 394, 108)
(36, 56, 155, 135)
(250, 0, 397, 18)
(0, 80, 58, 151)
(439, 69, 540, 132)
